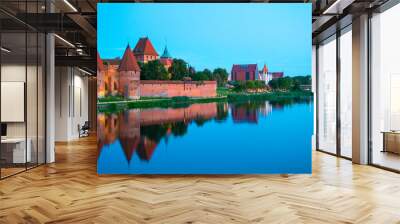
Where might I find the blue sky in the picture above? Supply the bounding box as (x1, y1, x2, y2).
(98, 3, 311, 76)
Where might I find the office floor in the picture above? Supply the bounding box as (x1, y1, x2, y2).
(0, 167, 25, 177)
(372, 150, 400, 171)
(0, 135, 400, 223)
(1, 163, 44, 179)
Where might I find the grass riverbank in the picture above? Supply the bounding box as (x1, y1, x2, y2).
(226, 90, 313, 101)
(97, 89, 313, 113)
(98, 96, 227, 112)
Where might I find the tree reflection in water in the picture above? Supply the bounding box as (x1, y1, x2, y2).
(98, 98, 312, 163)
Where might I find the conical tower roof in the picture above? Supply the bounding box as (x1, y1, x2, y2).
(119, 44, 141, 72)
(262, 64, 268, 74)
(97, 52, 104, 71)
(161, 45, 172, 59)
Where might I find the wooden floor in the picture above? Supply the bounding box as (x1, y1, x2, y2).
(1, 135, 400, 224)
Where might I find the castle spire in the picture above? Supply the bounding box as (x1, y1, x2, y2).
(119, 44, 141, 72)
(262, 63, 268, 74)
(161, 45, 172, 59)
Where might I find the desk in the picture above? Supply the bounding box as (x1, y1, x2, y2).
(382, 131, 400, 154)
(1, 138, 31, 163)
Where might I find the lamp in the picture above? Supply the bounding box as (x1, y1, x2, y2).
(1, 47, 11, 53)
(63, 0, 78, 12)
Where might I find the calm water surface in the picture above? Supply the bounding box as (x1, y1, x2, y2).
(98, 99, 313, 174)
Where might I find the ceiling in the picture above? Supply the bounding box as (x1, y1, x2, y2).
(0, 0, 391, 73)
(0, 0, 97, 73)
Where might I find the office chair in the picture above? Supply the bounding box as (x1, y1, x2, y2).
(78, 121, 90, 138)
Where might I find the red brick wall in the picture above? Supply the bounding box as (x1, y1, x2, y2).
(232, 71, 256, 81)
(135, 54, 158, 63)
(140, 81, 217, 98)
(139, 103, 218, 126)
(97, 70, 105, 98)
(106, 66, 120, 96)
(119, 71, 140, 99)
(98, 103, 218, 152)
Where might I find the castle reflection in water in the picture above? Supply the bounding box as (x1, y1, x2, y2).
(97, 100, 307, 163)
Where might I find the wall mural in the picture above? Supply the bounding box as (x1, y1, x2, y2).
(97, 3, 313, 174)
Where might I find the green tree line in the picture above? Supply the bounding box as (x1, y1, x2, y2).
(139, 58, 228, 86)
(268, 76, 311, 91)
(232, 80, 267, 92)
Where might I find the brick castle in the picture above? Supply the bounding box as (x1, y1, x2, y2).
(97, 37, 217, 99)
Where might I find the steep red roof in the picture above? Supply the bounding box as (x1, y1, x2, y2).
(133, 37, 159, 56)
(231, 64, 258, 74)
(97, 52, 104, 71)
(119, 45, 141, 72)
(262, 64, 268, 74)
(137, 138, 157, 161)
(120, 136, 139, 163)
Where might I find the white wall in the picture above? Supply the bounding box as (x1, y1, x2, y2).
(1, 65, 26, 142)
(1, 63, 46, 164)
(1, 65, 41, 138)
(55, 67, 89, 141)
(55, 67, 69, 140)
(71, 72, 89, 138)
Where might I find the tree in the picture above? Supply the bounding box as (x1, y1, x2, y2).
(141, 124, 169, 143)
(139, 60, 169, 80)
(292, 76, 311, 85)
(203, 69, 212, 80)
(279, 77, 293, 90)
(212, 68, 229, 86)
(233, 81, 246, 92)
(268, 76, 312, 91)
(171, 122, 188, 137)
(194, 118, 207, 126)
(191, 69, 212, 81)
(268, 79, 279, 89)
(254, 80, 266, 89)
(169, 59, 189, 80)
(245, 80, 257, 89)
(291, 81, 301, 91)
(188, 66, 196, 75)
(191, 71, 209, 81)
(215, 103, 228, 122)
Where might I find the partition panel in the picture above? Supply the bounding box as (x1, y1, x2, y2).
(370, 3, 400, 171)
(317, 35, 337, 154)
(0, 1, 47, 179)
(0, 31, 28, 178)
(339, 27, 353, 158)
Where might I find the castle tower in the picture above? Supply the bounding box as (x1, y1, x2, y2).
(119, 44, 141, 99)
(160, 45, 173, 70)
(97, 52, 106, 98)
(262, 64, 270, 83)
(132, 37, 159, 63)
(118, 110, 140, 163)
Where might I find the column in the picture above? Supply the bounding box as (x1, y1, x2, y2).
(352, 14, 369, 164)
(46, 0, 55, 163)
